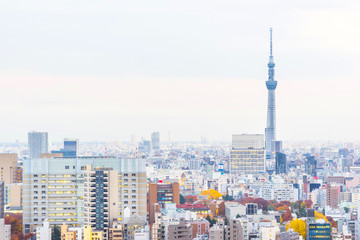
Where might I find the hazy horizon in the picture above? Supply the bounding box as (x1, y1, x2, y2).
(1, 0, 360, 142)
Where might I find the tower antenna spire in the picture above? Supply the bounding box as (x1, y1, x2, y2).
(270, 27, 273, 56)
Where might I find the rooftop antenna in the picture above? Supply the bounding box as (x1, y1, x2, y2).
(270, 27, 273, 56)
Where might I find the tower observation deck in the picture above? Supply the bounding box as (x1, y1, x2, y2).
(265, 28, 277, 160)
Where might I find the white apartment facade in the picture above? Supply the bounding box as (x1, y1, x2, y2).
(230, 134, 265, 175)
(23, 157, 147, 234)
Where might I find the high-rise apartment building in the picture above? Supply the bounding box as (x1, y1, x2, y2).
(22, 157, 147, 234)
(151, 132, 160, 152)
(28, 132, 48, 159)
(84, 165, 119, 239)
(230, 134, 265, 175)
(265, 28, 278, 160)
(326, 185, 340, 209)
(0, 154, 18, 185)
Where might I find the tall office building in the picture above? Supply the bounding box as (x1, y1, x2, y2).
(265, 28, 277, 160)
(275, 152, 287, 175)
(22, 157, 147, 234)
(28, 131, 48, 159)
(305, 155, 317, 177)
(148, 182, 180, 226)
(151, 132, 160, 152)
(64, 138, 79, 157)
(230, 134, 265, 175)
(52, 138, 78, 157)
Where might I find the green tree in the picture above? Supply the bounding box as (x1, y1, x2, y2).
(205, 215, 217, 227)
(180, 194, 186, 204)
(189, 198, 194, 203)
(267, 204, 275, 211)
(52, 225, 61, 240)
(236, 214, 241, 218)
(322, 208, 326, 215)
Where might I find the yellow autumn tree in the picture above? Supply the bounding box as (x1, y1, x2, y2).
(200, 189, 222, 200)
(314, 211, 329, 222)
(200, 190, 209, 196)
(286, 218, 306, 238)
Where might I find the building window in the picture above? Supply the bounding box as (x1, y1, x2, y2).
(65, 166, 69, 169)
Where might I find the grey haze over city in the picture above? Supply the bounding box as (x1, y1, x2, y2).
(1, 0, 360, 142)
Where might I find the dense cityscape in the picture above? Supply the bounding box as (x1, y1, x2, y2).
(0, 26, 358, 240)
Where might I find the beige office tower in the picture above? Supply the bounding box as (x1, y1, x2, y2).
(83, 166, 119, 239)
(230, 134, 265, 175)
(0, 154, 18, 185)
(22, 157, 147, 234)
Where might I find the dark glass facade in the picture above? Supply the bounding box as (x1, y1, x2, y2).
(275, 152, 287, 174)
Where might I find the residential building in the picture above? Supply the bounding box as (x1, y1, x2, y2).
(167, 218, 192, 240)
(84, 166, 119, 239)
(5, 183, 22, 211)
(36, 220, 51, 240)
(28, 131, 48, 159)
(0, 153, 18, 185)
(61, 223, 77, 240)
(230, 134, 265, 175)
(277, 231, 299, 240)
(0, 218, 11, 240)
(109, 222, 123, 240)
(189, 218, 210, 238)
(209, 224, 224, 240)
(326, 185, 340, 209)
(261, 182, 295, 202)
(134, 226, 150, 240)
(84, 225, 103, 240)
(224, 219, 244, 240)
(22, 157, 147, 234)
(225, 202, 245, 219)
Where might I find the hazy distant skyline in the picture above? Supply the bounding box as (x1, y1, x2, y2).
(1, 0, 360, 142)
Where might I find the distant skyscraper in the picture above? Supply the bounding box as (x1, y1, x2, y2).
(63, 138, 78, 157)
(230, 134, 265, 175)
(265, 28, 277, 160)
(274, 140, 282, 153)
(151, 132, 160, 152)
(275, 152, 287, 175)
(305, 155, 317, 177)
(28, 131, 48, 159)
(51, 138, 78, 157)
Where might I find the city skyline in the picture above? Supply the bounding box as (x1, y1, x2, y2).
(1, 1, 360, 142)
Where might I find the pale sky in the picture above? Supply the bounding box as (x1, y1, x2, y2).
(0, 0, 360, 142)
